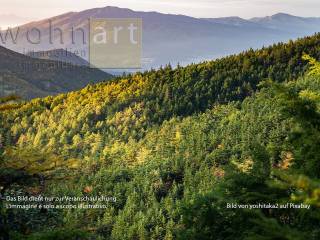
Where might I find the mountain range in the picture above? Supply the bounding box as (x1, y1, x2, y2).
(203, 13, 320, 34)
(1, 7, 320, 70)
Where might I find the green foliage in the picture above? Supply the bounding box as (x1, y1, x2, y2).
(1, 35, 320, 239)
(177, 60, 320, 239)
(302, 54, 320, 76)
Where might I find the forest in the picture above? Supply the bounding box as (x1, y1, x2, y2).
(1, 33, 320, 239)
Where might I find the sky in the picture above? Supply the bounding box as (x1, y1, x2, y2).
(0, 0, 320, 28)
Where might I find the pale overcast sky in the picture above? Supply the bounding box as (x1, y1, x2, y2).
(0, 0, 319, 24)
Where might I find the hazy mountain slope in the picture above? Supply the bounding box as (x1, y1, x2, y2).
(0, 46, 112, 99)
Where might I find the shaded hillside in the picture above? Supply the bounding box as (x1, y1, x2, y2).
(0, 46, 112, 99)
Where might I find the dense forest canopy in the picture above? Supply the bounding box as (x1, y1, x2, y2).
(1, 33, 320, 239)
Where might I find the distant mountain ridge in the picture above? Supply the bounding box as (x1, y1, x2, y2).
(249, 13, 320, 34)
(2, 7, 320, 69)
(201, 16, 260, 27)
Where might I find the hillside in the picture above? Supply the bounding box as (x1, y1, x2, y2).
(3, 7, 320, 69)
(0, 46, 112, 99)
(1, 34, 320, 239)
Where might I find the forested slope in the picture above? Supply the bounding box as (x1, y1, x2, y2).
(2, 33, 320, 150)
(1, 34, 320, 239)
